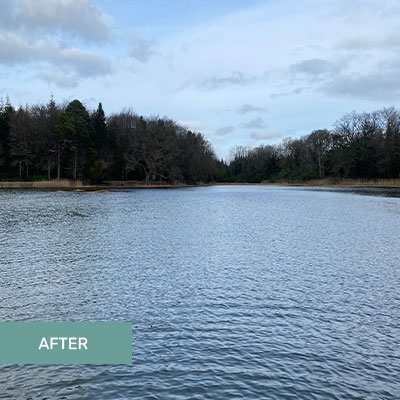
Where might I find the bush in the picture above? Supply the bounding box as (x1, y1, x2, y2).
(26, 175, 48, 182)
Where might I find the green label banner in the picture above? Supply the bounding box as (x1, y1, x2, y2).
(0, 322, 132, 364)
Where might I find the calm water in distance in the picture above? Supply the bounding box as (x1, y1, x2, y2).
(0, 186, 399, 399)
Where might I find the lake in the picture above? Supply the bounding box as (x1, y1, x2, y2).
(0, 185, 399, 399)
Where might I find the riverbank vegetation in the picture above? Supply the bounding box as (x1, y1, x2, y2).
(1, 97, 399, 184)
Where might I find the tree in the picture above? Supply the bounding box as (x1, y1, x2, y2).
(9, 106, 34, 179)
(107, 110, 137, 180)
(381, 107, 400, 178)
(29, 97, 61, 179)
(0, 97, 14, 176)
(64, 100, 92, 180)
(54, 111, 75, 180)
(305, 129, 331, 178)
(92, 102, 107, 157)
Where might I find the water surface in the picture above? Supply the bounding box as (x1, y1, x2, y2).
(0, 186, 399, 399)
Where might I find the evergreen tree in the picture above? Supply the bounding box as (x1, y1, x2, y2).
(92, 102, 107, 156)
(0, 97, 14, 177)
(54, 111, 75, 180)
(64, 100, 92, 180)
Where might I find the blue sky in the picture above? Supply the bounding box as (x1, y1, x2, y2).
(1, 0, 400, 159)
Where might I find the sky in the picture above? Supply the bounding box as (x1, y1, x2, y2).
(1, 0, 400, 159)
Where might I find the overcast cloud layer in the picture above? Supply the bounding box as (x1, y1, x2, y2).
(1, 0, 399, 158)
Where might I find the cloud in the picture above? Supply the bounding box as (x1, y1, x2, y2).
(323, 71, 400, 101)
(49, 46, 111, 78)
(1, 0, 111, 43)
(290, 58, 341, 76)
(378, 6, 400, 18)
(236, 104, 264, 114)
(2, 0, 398, 159)
(0, 33, 112, 82)
(270, 87, 303, 99)
(215, 126, 235, 136)
(199, 71, 256, 90)
(240, 117, 265, 129)
(0, 0, 112, 87)
(338, 34, 376, 50)
(250, 130, 282, 141)
(174, 71, 258, 93)
(129, 34, 156, 63)
(35, 72, 79, 88)
(338, 33, 400, 50)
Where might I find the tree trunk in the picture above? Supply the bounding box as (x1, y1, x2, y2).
(318, 153, 322, 178)
(48, 162, 51, 180)
(57, 145, 61, 180)
(73, 151, 77, 180)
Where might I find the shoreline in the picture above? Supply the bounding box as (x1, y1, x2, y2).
(1, 178, 400, 190)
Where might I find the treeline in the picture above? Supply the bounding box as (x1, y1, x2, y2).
(1, 97, 399, 183)
(223, 108, 400, 182)
(0, 97, 218, 183)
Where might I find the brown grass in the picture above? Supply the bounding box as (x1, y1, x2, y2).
(0, 179, 85, 188)
(0, 179, 190, 190)
(1, 178, 400, 189)
(215, 179, 400, 188)
(273, 178, 400, 188)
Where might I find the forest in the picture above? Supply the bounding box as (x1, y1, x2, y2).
(0, 97, 399, 184)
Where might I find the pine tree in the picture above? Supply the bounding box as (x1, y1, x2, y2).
(92, 102, 107, 156)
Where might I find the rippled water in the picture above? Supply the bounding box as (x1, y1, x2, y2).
(0, 186, 399, 399)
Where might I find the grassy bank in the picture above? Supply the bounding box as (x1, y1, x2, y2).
(219, 178, 400, 188)
(0, 180, 192, 190)
(1, 178, 400, 189)
(272, 178, 400, 188)
(0, 179, 85, 189)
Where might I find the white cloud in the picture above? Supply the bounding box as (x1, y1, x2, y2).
(240, 117, 265, 129)
(290, 58, 341, 76)
(0, 32, 111, 78)
(323, 71, 400, 101)
(270, 88, 303, 99)
(0, 0, 111, 43)
(338, 33, 400, 50)
(0, 0, 112, 88)
(129, 34, 156, 63)
(35, 72, 79, 89)
(250, 130, 282, 141)
(236, 104, 264, 114)
(198, 71, 258, 90)
(215, 126, 235, 136)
